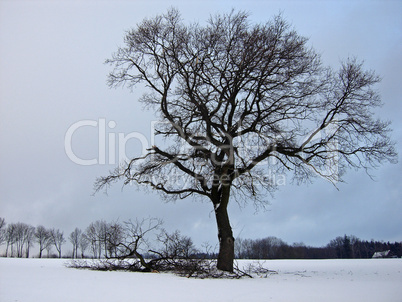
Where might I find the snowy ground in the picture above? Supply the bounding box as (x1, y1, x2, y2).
(0, 258, 401, 302)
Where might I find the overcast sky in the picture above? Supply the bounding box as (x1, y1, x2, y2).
(1, 0, 401, 250)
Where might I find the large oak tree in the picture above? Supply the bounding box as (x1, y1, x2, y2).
(97, 9, 397, 272)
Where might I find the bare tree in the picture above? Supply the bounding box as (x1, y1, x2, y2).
(10, 222, 35, 258)
(69, 228, 82, 259)
(35, 225, 52, 258)
(85, 222, 98, 259)
(105, 221, 124, 258)
(24, 225, 35, 258)
(328, 236, 345, 259)
(97, 9, 397, 271)
(111, 218, 163, 269)
(0, 217, 6, 246)
(251, 237, 285, 259)
(156, 229, 198, 259)
(45, 241, 53, 258)
(235, 238, 254, 259)
(13, 223, 25, 257)
(101, 218, 200, 273)
(85, 220, 108, 259)
(5, 224, 16, 257)
(79, 233, 89, 258)
(50, 228, 65, 258)
(99, 220, 108, 258)
(71, 218, 191, 273)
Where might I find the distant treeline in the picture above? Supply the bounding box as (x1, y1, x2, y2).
(234, 235, 402, 259)
(1, 217, 400, 259)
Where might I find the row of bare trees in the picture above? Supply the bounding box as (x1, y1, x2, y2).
(0, 217, 108, 259)
(0, 217, 198, 261)
(81, 218, 199, 263)
(0, 218, 66, 258)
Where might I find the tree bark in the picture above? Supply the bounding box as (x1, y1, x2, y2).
(214, 186, 235, 272)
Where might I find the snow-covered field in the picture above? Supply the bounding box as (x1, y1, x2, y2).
(0, 257, 401, 302)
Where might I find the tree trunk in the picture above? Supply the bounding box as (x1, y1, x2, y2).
(214, 186, 235, 272)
